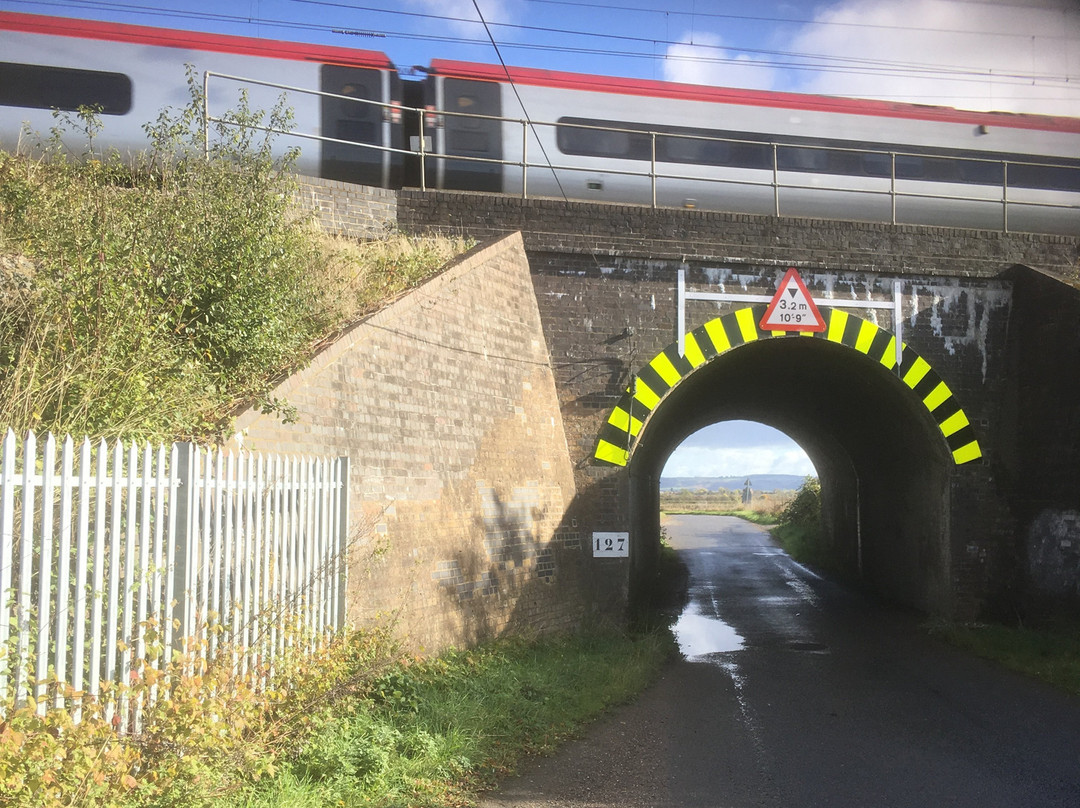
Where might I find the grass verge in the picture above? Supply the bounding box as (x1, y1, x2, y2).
(226, 628, 674, 808)
(928, 619, 1080, 698)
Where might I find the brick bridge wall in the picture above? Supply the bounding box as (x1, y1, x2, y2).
(394, 190, 1080, 619)
(286, 182, 1080, 625)
(234, 233, 596, 652)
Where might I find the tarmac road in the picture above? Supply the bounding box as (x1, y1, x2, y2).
(480, 514, 1080, 808)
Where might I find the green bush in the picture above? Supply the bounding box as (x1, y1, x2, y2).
(772, 476, 825, 567)
(0, 75, 467, 442)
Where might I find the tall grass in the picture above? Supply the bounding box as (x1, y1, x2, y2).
(227, 629, 673, 808)
(0, 80, 468, 442)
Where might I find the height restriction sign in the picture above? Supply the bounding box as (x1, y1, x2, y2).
(760, 268, 826, 332)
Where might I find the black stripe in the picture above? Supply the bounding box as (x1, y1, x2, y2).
(691, 324, 720, 360)
(722, 312, 748, 348)
(911, 369, 942, 402)
(599, 422, 635, 451)
(932, 397, 962, 424)
(662, 344, 696, 378)
(898, 345, 922, 370)
(626, 396, 652, 424)
(867, 328, 895, 363)
(637, 364, 670, 399)
(946, 425, 978, 453)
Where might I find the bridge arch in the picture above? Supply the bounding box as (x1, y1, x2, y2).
(593, 306, 983, 616)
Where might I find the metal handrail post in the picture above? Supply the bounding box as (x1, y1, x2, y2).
(890, 153, 897, 224)
(651, 133, 657, 209)
(772, 145, 780, 216)
(202, 71, 210, 160)
(418, 108, 427, 192)
(522, 121, 528, 199)
(1002, 161, 1009, 233)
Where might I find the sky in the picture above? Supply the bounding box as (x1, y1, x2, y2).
(4, 0, 1077, 475)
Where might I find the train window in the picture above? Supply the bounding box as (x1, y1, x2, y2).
(862, 152, 892, 177)
(658, 134, 702, 163)
(1008, 163, 1080, 192)
(0, 61, 132, 115)
(455, 95, 487, 130)
(894, 155, 925, 179)
(559, 124, 632, 158)
(777, 146, 829, 171)
(957, 159, 1003, 185)
(338, 83, 371, 119)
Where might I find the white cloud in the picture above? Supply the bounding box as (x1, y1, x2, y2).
(663, 32, 781, 90)
(663, 445, 816, 478)
(404, 0, 519, 40)
(788, 0, 1080, 115)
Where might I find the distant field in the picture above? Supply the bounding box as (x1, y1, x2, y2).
(660, 474, 808, 492)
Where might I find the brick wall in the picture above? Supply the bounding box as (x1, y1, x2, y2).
(1000, 266, 1080, 611)
(396, 190, 1080, 277)
(293, 176, 397, 239)
(233, 233, 591, 651)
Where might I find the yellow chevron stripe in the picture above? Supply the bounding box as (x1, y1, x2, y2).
(902, 356, 931, 389)
(939, 409, 970, 438)
(650, 352, 682, 387)
(607, 406, 642, 438)
(827, 309, 849, 343)
(683, 332, 707, 368)
(879, 337, 898, 370)
(595, 439, 629, 466)
(703, 319, 731, 354)
(923, 381, 952, 412)
(952, 441, 982, 465)
(633, 378, 661, 410)
(735, 308, 759, 342)
(855, 320, 879, 354)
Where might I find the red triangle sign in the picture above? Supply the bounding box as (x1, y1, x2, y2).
(760, 268, 826, 332)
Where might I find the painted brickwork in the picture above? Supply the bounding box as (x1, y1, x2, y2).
(233, 233, 589, 651)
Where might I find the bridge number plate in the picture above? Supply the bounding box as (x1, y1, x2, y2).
(760, 268, 826, 332)
(592, 531, 629, 557)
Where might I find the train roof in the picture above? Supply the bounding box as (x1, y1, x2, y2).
(429, 59, 1080, 136)
(0, 11, 394, 69)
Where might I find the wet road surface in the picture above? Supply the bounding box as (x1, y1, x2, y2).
(481, 514, 1080, 807)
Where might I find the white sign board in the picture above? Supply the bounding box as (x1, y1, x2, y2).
(592, 531, 629, 557)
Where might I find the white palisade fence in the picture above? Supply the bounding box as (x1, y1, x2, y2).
(0, 430, 349, 729)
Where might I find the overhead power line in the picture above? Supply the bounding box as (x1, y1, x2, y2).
(523, 0, 1080, 43)
(11, 0, 1080, 96)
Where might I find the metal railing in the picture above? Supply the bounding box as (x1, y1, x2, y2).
(203, 71, 1079, 234)
(0, 430, 349, 729)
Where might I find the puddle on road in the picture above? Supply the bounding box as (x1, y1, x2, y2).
(673, 604, 745, 659)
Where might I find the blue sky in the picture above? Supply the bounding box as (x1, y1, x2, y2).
(6, 0, 1079, 115)
(6, 0, 1077, 475)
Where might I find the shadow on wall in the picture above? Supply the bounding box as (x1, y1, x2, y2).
(431, 486, 585, 648)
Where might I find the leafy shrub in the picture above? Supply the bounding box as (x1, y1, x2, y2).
(0, 76, 468, 442)
(0, 624, 403, 808)
(772, 476, 826, 568)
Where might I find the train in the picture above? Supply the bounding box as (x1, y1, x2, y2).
(2, 10, 1079, 236)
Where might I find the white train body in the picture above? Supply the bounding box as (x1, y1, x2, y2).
(3, 13, 1078, 235)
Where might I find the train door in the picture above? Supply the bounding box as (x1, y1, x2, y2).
(426, 75, 503, 191)
(319, 64, 402, 188)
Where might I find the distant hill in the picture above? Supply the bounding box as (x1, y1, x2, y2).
(660, 474, 808, 492)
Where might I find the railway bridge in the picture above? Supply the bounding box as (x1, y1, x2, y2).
(238, 182, 1080, 650)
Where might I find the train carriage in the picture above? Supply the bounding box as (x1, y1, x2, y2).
(424, 60, 1080, 235)
(2, 12, 1079, 236)
(0, 11, 403, 188)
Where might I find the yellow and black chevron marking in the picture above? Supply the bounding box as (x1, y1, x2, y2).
(593, 305, 982, 468)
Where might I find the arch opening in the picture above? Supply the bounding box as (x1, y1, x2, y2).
(600, 307, 977, 617)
